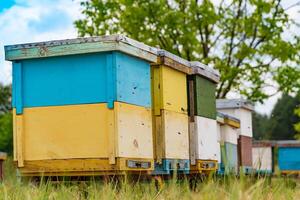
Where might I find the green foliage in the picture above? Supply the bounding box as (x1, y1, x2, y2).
(267, 93, 300, 140)
(294, 106, 300, 140)
(0, 113, 13, 154)
(252, 93, 300, 140)
(0, 84, 11, 114)
(252, 112, 270, 140)
(75, 0, 300, 102)
(0, 84, 12, 154)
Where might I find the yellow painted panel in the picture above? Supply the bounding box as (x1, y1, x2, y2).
(162, 110, 189, 159)
(12, 110, 17, 161)
(21, 104, 110, 160)
(18, 158, 154, 174)
(15, 113, 24, 167)
(151, 65, 188, 115)
(151, 66, 163, 116)
(115, 103, 153, 159)
(161, 66, 188, 114)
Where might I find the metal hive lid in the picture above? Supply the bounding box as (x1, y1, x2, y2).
(4, 34, 158, 62)
(216, 99, 254, 111)
(190, 61, 220, 83)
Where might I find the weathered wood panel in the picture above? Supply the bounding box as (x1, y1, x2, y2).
(115, 103, 153, 159)
(252, 147, 272, 172)
(194, 76, 217, 119)
(5, 35, 158, 62)
(151, 65, 188, 115)
(220, 125, 239, 145)
(188, 118, 197, 165)
(163, 110, 189, 159)
(18, 158, 154, 176)
(194, 116, 220, 161)
(238, 135, 253, 167)
(116, 52, 151, 108)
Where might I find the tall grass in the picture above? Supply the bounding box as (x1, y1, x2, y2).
(0, 159, 299, 200)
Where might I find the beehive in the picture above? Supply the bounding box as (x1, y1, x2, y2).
(252, 141, 273, 174)
(276, 140, 300, 175)
(151, 50, 191, 174)
(188, 62, 220, 173)
(217, 112, 240, 174)
(216, 99, 254, 173)
(6, 35, 158, 176)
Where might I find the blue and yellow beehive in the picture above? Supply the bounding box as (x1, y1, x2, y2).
(151, 50, 191, 175)
(5, 35, 158, 176)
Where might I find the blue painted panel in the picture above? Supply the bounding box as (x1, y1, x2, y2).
(20, 53, 109, 108)
(14, 62, 23, 114)
(152, 159, 190, 175)
(278, 147, 300, 171)
(12, 51, 152, 110)
(11, 62, 16, 108)
(116, 52, 151, 107)
(106, 52, 116, 109)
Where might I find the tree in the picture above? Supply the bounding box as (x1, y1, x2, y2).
(267, 93, 300, 140)
(0, 84, 12, 154)
(0, 113, 13, 154)
(295, 107, 300, 140)
(75, 0, 300, 102)
(252, 112, 270, 140)
(0, 83, 11, 114)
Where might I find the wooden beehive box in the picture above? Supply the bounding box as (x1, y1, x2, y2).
(276, 140, 300, 174)
(188, 62, 220, 172)
(252, 141, 273, 174)
(151, 50, 190, 174)
(217, 112, 240, 174)
(5, 35, 158, 176)
(216, 99, 254, 137)
(187, 61, 220, 119)
(216, 99, 254, 173)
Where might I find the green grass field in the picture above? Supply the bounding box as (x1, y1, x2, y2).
(0, 159, 299, 200)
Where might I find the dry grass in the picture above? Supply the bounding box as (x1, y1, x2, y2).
(0, 159, 299, 200)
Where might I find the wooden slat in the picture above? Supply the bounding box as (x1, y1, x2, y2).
(115, 103, 153, 159)
(189, 119, 196, 165)
(154, 116, 165, 163)
(13, 110, 17, 161)
(5, 40, 157, 62)
(159, 57, 192, 75)
(151, 65, 162, 116)
(108, 108, 116, 165)
(16, 114, 24, 167)
(188, 77, 195, 119)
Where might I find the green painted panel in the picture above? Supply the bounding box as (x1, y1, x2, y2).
(194, 76, 216, 119)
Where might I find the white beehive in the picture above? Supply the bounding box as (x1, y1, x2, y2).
(216, 99, 253, 137)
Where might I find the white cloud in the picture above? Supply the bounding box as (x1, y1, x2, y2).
(0, 0, 299, 114)
(0, 0, 82, 84)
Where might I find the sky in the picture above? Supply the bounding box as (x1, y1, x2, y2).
(0, 0, 299, 115)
